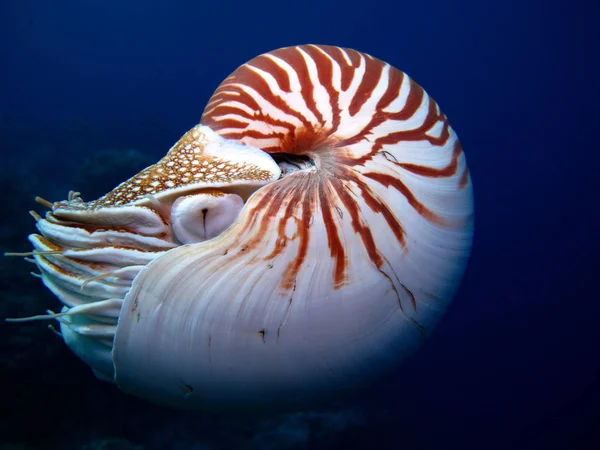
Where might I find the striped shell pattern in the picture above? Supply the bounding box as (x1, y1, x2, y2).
(16, 45, 474, 412)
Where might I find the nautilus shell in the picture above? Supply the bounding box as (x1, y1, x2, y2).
(14, 45, 473, 412)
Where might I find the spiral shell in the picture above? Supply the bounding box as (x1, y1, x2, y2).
(17, 45, 473, 412)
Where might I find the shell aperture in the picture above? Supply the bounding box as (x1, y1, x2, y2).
(13, 44, 473, 412)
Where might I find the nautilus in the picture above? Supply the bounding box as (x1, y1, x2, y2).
(10, 45, 473, 412)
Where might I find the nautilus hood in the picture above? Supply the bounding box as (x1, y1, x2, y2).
(10, 44, 474, 413)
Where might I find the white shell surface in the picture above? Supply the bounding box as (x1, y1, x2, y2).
(114, 160, 472, 410)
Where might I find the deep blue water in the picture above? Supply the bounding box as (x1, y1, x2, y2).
(1, 0, 598, 449)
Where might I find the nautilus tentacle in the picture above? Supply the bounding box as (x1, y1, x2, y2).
(12, 45, 473, 412)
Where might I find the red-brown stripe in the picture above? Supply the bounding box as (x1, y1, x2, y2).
(339, 66, 405, 149)
(362, 172, 446, 226)
(318, 177, 347, 288)
(329, 176, 383, 268)
(348, 55, 384, 117)
(248, 55, 292, 93)
(304, 45, 341, 133)
(322, 46, 359, 92)
(346, 170, 406, 247)
(271, 47, 323, 128)
(398, 140, 462, 178)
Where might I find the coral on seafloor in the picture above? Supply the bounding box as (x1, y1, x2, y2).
(81, 437, 145, 450)
(0, 443, 36, 450)
(0, 437, 144, 450)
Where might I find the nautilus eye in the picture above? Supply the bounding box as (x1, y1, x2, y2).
(9, 44, 473, 412)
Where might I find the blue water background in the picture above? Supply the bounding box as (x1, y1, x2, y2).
(0, 1, 598, 449)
